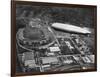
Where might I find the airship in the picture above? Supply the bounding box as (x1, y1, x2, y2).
(51, 23, 91, 34)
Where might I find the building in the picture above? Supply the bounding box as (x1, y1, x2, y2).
(49, 47, 60, 52)
(41, 57, 58, 64)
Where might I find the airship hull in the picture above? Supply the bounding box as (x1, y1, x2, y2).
(52, 23, 91, 34)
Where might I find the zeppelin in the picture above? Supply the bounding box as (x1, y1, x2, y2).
(51, 23, 91, 34)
